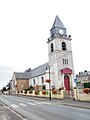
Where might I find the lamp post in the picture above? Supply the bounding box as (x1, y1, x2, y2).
(45, 64, 51, 100)
(49, 65, 51, 101)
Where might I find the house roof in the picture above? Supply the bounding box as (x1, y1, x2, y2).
(14, 62, 49, 79)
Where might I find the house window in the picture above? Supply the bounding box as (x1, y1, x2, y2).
(51, 43, 54, 52)
(41, 77, 44, 84)
(62, 42, 66, 50)
(63, 59, 68, 64)
(33, 79, 35, 85)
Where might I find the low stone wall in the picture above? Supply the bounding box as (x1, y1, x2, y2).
(78, 94, 90, 101)
(74, 89, 90, 101)
(16, 89, 90, 101)
(17, 90, 64, 99)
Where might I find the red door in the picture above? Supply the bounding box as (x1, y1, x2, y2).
(64, 75, 70, 91)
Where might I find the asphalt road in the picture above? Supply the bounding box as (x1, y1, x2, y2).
(0, 95, 90, 120)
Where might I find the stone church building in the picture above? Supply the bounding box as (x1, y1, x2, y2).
(11, 15, 74, 93)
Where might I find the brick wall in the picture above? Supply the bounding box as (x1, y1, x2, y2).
(17, 79, 29, 92)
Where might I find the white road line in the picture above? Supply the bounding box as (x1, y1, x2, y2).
(11, 104, 19, 108)
(28, 101, 51, 105)
(11, 102, 51, 108)
(28, 102, 36, 105)
(42, 102, 51, 104)
(34, 102, 44, 104)
(33, 101, 51, 105)
(19, 103, 27, 106)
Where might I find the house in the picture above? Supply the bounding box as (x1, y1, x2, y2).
(76, 71, 90, 83)
(11, 15, 75, 95)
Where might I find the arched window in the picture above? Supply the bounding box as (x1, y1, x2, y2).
(62, 42, 66, 50)
(41, 77, 44, 84)
(33, 79, 35, 85)
(51, 43, 54, 52)
(42, 85, 46, 90)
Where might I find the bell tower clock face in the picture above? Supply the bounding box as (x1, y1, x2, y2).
(59, 29, 64, 35)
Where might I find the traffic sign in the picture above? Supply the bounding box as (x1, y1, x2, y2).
(74, 78, 78, 83)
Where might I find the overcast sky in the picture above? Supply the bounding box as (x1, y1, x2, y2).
(0, 0, 90, 89)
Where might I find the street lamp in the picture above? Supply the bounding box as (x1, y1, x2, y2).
(45, 64, 51, 101)
(49, 65, 51, 100)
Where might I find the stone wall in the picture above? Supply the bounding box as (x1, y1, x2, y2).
(17, 90, 64, 99)
(74, 89, 90, 101)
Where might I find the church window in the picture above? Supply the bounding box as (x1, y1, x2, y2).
(67, 59, 68, 64)
(33, 79, 35, 85)
(51, 43, 54, 52)
(41, 77, 44, 84)
(63, 59, 68, 64)
(62, 42, 66, 50)
(63, 59, 64, 64)
(42, 85, 46, 90)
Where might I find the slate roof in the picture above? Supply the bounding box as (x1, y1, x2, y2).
(30, 62, 49, 78)
(14, 62, 49, 79)
(52, 15, 65, 29)
(14, 72, 30, 79)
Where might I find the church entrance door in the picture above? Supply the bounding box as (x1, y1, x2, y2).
(64, 74, 70, 91)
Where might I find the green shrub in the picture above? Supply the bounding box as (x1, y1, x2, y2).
(84, 82, 90, 88)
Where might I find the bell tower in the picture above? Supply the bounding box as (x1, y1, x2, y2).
(47, 15, 74, 91)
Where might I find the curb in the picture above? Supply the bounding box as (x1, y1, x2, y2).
(62, 103, 90, 109)
(0, 100, 27, 120)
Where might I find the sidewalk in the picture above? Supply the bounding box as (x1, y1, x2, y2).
(61, 98, 90, 109)
(0, 100, 22, 120)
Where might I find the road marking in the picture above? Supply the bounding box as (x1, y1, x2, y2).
(11, 104, 19, 108)
(34, 102, 44, 104)
(42, 102, 51, 104)
(31, 101, 51, 105)
(28, 101, 51, 105)
(19, 103, 27, 106)
(11, 102, 50, 108)
(28, 102, 36, 105)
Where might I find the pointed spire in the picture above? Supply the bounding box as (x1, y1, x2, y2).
(52, 15, 65, 29)
(50, 15, 67, 37)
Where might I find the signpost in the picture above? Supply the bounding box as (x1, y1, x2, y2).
(74, 78, 78, 100)
(74, 78, 78, 84)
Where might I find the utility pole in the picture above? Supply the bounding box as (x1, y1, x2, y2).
(49, 65, 51, 101)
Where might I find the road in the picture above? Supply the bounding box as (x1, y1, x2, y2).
(0, 95, 90, 120)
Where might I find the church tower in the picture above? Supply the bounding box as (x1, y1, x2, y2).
(47, 15, 74, 91)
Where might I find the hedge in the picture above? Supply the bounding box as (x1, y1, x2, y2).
(84, 82, 90, 88)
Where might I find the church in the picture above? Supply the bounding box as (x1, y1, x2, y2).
(11, 15, 74, 94)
